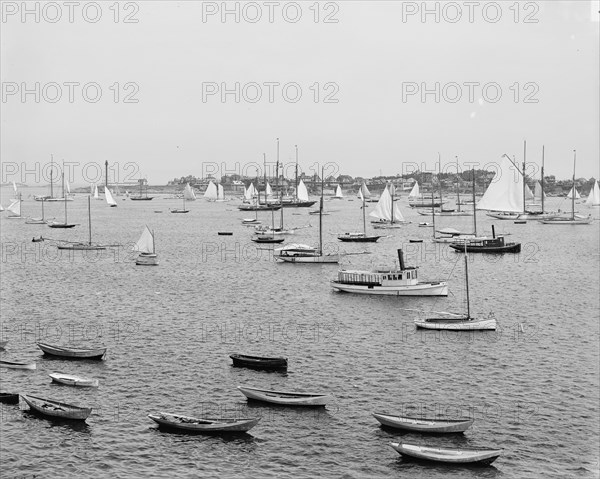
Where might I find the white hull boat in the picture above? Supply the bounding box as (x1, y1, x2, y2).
(390, 442, 502, 465)
(49, 372, 99, 387)
(237, 386, 331, 406)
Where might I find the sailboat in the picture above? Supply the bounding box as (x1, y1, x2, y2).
(274, 169, 340, 263)
(25, 198, 49, 224)
(105, 187, 118, 207)
(414, 243, 496, 330)
(370, 184, 406, 229)
(279, 146, 316, 208)
(252, 207, 285, 244)
(566, 186, 581, 200)
(331, 185, 343, 200)
(216, 184, 227, 202)
(358, 183, 371, 202)
(184, 183, 197, 201)
(419, 157, 472, 217)
(93, 184, 101, 200)
(130, 179, 154, 200)
(338, 182, 381, 242)
(542, 151, 592, 225)
(6, 195, 23, 219)
(48, 173, 77, 228)
(170, 195, 189, 213)
(408, 180, 444, 208)
(204, 181, 218, 201)
(57, 196, 105, 250)
(585, 180, 600, 206)
(134, 226, 158, 265)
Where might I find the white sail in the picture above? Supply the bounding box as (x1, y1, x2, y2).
(217, 184, 225, 200)
(93, 184, 100, 200)
(476, 155, 525, 213)
(525, 183, 534, 201)
(334, 185, 343, 198)
(66, 179, 71, 194)
(244, 183, 257, 201)
(533, 181, 546, 201)
(585, 180, 600, 206)
(369, 186, 404, 222)
(297, 180, 309, 202)
(105, 187, 117, 206)
(12, 181, 17, 194)
(134, 226, 155, 254)
(265, 182, 273, 196)
(567, 186, 581, 200)
(204, 181, 218, 200)
(0, 203, 4, 212)
(408, 181, 420, 198)
(184, 183, 197, 201)
(7, 199, 20, 216)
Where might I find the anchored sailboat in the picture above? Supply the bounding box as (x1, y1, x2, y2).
(331, 185, 343, 200)
(105, 187, 118, 207)
(542, 151, 592, 225)
(6, 195, 23, 219)
(338, 182, 381, 242)
(57, 196, 105, 250)
(184, 183, 197, 201)
(204, 181, 218, 201)
(585, 180, 600, 206)
(414, 243, 497, 330)
(25, 198, 49, 224)
(48, 173, 77, 228)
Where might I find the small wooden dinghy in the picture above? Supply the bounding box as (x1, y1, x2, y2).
(251, 236, 285, 244)
(0, 360, 36, 370)
(37, 342, 106, 360)
(237, 386, 331, 406)
(148, 412, 260, 433)
(230, 354, 288, 371)
(0, 392, 20, 404)
(49, 372, 99, 387)
(373, 413, 473, 433)
(390, 442, 502, 465)
(21, 394, 92, 420)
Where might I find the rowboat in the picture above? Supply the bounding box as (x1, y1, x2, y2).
(390, 442, 502, 465)
(0, 360, 36, 370)
(237, 386, 331, 406)
(21, 394, 92, 420)
(373, 413, 473, 433)
(49, 372, 99, 387)
(0, 392, 20, 404)
(36, 342, 106, 360)
(148, 412, 260, 433)
(230, 354, 288, 371)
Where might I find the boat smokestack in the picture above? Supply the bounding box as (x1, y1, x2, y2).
(492, 225, 496, 239)
(397, 249, 405, 270)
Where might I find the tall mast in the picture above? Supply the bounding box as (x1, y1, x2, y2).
(263, 153, 267, 206)
(62, 172, 67, 224)
(105, 160, 109, 189)
(362, 183, 366, 236)
(277, 138, 283, 228)
(455, 156, 461, 212)
(88, 195, 92, 245)
(319, 167, 324, 254)
(152, 229, 155, 254)
(295, 145, 298, 202)
(464, 242, 470, 319)
(431, 189, 436, 238)
(438, 153, 443, 210)
(390, 182, 395, 225)
(572, 150, 576, 221)
(541, 146, 545, 214)
(472, 168, 477, 236)
(522, 140, 527, 214)
(50, 155, 54, 198)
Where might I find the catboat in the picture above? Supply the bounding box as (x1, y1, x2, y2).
(148, 412, 260, 433)
(390, 442, 502, 465)
(21, 394, 92, 420)
(237, 386, 331, 406)
(230, 354, 288, 371)
(373, 413, 473, 433)
(37, 342, 106, 360)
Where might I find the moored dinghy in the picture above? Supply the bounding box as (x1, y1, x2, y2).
(21, 394, 92, 421)
(389, 442, 502, 465)
(230, 354, 288, 371)
(0, 392, 20, 404)
(0, 360, 36, 370)
(37, 342, 107, 360)
(148, 412, 260, 433)
(373, 413, 473, 433)
(237, 386, 331, 406)
(49, 372, 99, 387)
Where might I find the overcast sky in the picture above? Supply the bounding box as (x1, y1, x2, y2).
(1, 0, 598, 186)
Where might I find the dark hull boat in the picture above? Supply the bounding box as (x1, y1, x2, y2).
(21, 394, 92, 421)
(238, 204, 281, 211)
(251, 236, 285, 244)
(0, 392, 20, 404)
(449, 226, 520, 254)
(37, 342, 106, 360)
(337, 233, 381, 243)
(230, 354, 288, 371)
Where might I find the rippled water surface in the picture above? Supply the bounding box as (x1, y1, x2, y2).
(1, 189, 599, 478)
